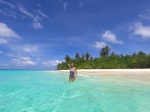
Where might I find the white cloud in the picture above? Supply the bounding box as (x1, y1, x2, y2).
(11, 56, 36, 66)
(0, 38, 7, 44)
(18, 4, 42, 29)
(139, 14, 150, 20)
(63, 2, 68, 11)
(0, 8, 16, 18)
(23, 45, 38, 52)
(0, 0, 15, 9)
(131, 22, 150, 39)
(37, 10, 50, 19)
(93, 41, 107, 49)
(17, 4, 34, 18)
(33, 20, 42, 29)
(17, 4, 49, 29)
(0, 22, 20, 44)
(42, 60, 62, 67)
(6, 53, 16, 57)
(19, 56, 31, 61)
(0, 62, 7, 68)
(138, 9, 150, 20)
(0, 22, 20, 39)
(102, 30, 123, 44)
(37, 57, 41, 61)
(11, 44, 39, 53)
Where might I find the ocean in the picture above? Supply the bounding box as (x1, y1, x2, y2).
(0, 70, 150, 112)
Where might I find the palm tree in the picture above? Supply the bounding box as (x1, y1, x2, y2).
(65, 55, 70, 62)
(132, 53, 137, 57)
(138, 51, 145, 56)
(81, 54, 85, 60)
(100, 46, 110, 57)
(75, 53, 80, 60)
(90, 56, 93, 60)
(85, 52, 91, 60)
(109, 51, 116, 57)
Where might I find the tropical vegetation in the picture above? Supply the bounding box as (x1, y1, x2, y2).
(57, 46, 150, 70)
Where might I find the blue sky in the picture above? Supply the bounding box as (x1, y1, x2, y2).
(0, 0, 150, 69)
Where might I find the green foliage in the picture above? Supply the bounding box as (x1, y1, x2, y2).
(75, 53, 80, 60)
(85, 52, 90, 61)
(100, 46, 110, 57)
(65, 55, 70, 62)
(57, 46, 150, 70)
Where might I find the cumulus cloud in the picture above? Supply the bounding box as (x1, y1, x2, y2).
(0, 22, 20, 39)
(0, 22, 20, 44)
(102, 30, 123, 44)
(11, 56, 36, 66)
(42, 60, 62, 67)
(131, 22, 150, 39)
(93, 41, 107, 49)
(0, 0, 15, 9)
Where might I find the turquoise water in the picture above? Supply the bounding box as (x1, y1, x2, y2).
(0, 70, 150, 112)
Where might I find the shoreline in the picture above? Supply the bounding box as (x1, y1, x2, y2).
(58, 69, 150, 82)
(58, 69, 150, 74)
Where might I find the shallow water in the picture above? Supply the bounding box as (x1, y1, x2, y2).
(0, 70, 150, 112)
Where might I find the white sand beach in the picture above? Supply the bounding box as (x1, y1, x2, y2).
(58, 69, 150, 81)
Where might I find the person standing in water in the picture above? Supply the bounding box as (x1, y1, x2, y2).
(68, 63, 77, 81)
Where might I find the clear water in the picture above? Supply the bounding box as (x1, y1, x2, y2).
(0, 70, 150, 112)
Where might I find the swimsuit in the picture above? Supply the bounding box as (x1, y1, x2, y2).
(69, 68, 75, 78)
(70, 71, 74, 78)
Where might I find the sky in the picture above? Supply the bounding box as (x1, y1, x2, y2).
(0, 0, 150, 70)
